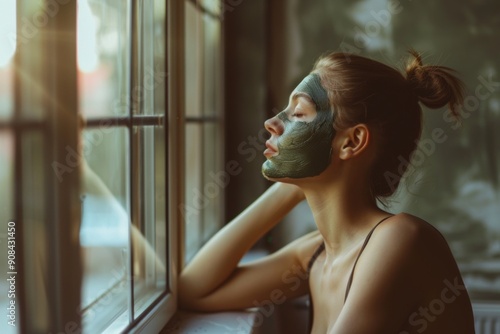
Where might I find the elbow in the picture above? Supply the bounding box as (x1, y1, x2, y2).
(177, 276, 197, 310)
(178, 289, 199, 311)
(178, 283, 229, 313)
(178, 296, 196, 311)
(178, 294, 214, 313)
(177, 275, 208, 312)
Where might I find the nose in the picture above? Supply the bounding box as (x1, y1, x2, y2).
(264, 115, 284, 136)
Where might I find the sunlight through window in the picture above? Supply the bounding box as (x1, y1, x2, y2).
(0, 1, 17, 68)
(77, 0, 99, 72)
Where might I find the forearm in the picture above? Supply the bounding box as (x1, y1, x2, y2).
(178, 182, 303, 306)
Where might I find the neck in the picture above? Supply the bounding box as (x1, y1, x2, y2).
(299, 173, 389, 257)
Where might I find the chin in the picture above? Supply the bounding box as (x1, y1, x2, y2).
(262, 168, 328, 186)
(262, 169, 284, 182)
(261, 170, 300, 184)
(261, 171, 279, 182)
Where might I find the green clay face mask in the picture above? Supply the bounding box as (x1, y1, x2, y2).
(262, 73, 336, 179)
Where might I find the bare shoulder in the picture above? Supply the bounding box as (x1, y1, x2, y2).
(375, 212, 431, 235)
(373, 212, 453, 256)
(362, 212, 463, 286)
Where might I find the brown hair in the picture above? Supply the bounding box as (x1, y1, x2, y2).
(311, 50, 465, 200)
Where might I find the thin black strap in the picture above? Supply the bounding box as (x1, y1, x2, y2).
(307, 242, 325, 273)
(344, 215, 394, 303)
(307, 242, 324, 334)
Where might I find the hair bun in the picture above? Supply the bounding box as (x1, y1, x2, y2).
(405, 49, 465, 117)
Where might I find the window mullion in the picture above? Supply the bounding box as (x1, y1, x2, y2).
(128, 0, 138, 324)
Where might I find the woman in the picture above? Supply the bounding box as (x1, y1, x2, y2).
(179, 51, 476, 333)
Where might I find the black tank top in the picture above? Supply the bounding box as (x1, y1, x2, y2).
(306, 215, 393, 332)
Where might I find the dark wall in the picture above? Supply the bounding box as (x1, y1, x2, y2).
(224, 0, 269, 221)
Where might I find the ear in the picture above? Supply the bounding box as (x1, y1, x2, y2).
(337, 124, 370, 160)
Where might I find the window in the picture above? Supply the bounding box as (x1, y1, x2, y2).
(183, 0, 224, 263)
(77, 0, 168, 331)
(0, 0, 184, 333)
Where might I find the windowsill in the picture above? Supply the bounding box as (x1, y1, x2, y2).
(161, 296, 310, 334)
(161, 309, 264, 334)
(162, 249, 273, 333)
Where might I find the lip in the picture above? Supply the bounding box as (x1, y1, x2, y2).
(264, 141, 278, 158)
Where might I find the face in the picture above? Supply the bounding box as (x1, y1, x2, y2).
(262, 73, 335, 179)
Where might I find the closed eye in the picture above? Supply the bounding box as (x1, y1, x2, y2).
(285, 94, 317, 122)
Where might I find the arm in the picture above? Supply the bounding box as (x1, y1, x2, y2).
(178, 182, 313, 311)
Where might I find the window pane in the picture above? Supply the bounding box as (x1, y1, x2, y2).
(0, 0, 16, 70)
(184, 123, 203, 262)
(78, 0, 130, 118)
(200, 0, 221, 15)
(137, 0, 167, 116)
(203, 122, 223, 240)
(202, 16, 220, 117)
(80, 127, 130, 334)
(0, 0, 15, 120)
(185, 1, 203, 118)
(153, 126, 167, 285)
(18, 0, 46, 120)
(0, 64, 13, 120)
(0, 130, 15, 334)
(0, 0, 14, 121)
(153, 0, 167, 116)
(132, 126, 167, 318)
